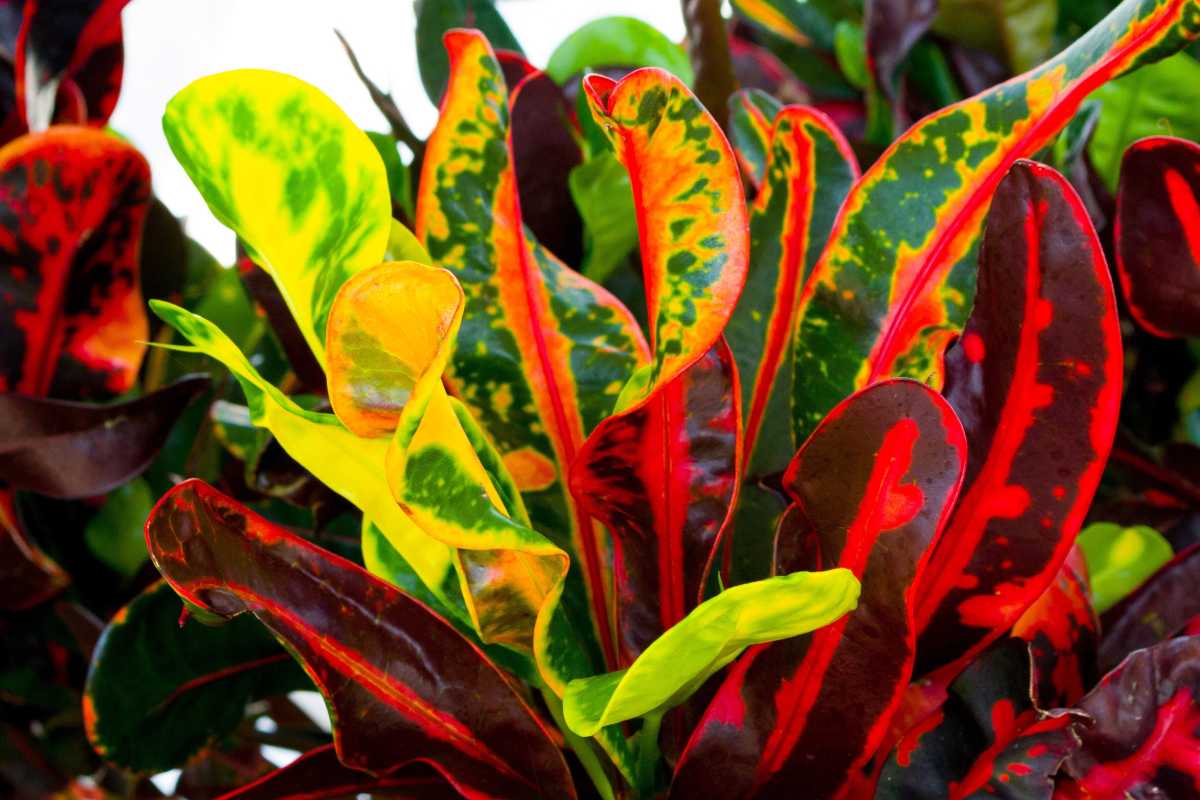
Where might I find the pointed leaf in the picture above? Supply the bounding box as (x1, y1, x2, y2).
(0, 127, 151, 398)
(0, 375, 208, 498)
(672, 379, 967, 798)
(731, 0, 838, 48)
(563, 567, 858, 737)
(727, 89, 782, 190)
(1115, 135, 1200, 338)
(146, 480, 577, 798)
(415, 0, 522, 104)
(162, 69, 391, 366)
(790, 0, 1199, 440)
(1100, 542, 1200, 672)
(84, 581, 310, 773)
(914, 160, 1122, 678)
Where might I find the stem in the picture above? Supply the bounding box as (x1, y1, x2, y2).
(334, 29, 426, 165)
(541, 688, 617, 800)
(681, 0, 738, 131)
(636, 712, 665, 794)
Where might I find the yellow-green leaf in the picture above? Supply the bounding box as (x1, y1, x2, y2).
(1078, 522, 1174, 613)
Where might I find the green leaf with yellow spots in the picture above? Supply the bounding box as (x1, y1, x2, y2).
(162, 69, 391, 368)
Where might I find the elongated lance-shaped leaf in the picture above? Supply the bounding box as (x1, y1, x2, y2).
(672, 379, 967, 799)
(145, 480, 577, 798)
(914, 161, 1122, 679)
(583, 67, 748, 409)
(1063, 635, 1200, 798)
(563, 567, 859, 736)
(1115, 135, 1200, 337)
(162, 69, 391, 367)
(149, 300, 459, 614)
(790, 0, 1200, 440)
(0, 127, 150, 398)
(415, 29, 649, 674)
(725, 102, 859, 579)
(731, 0, 836, 47)
(326, 260, 568, 657)
(569, 341, 740, 662)
(727, 89, 782, 190)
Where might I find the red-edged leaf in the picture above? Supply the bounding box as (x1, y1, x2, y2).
(145, 480, 576, 799)
(569, 340, 739, 662)
(914, 160, 1122, 678)
(1100, 542, 1200, 672)
(1064, 635, 1200, 798)
(0, 375, 208, 498)
(0, 488, 67, 610)
(671, 379, 966, 798)
(1012, 547, 1100, 709)
(0, 127, 151, 399)
(218, 744, 459, 800)
(1115, 135, 1200, 338)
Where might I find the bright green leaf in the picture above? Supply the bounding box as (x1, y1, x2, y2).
(84, 479, 154, 577)
(1078, 522, 1174, 613)
(834, 20, 869, 90)
(546, 17, 694, 86)
(569, 153, 639, 285)
(415, 0, 522, 104)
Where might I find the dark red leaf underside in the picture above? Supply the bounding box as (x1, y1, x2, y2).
(146, 480, 576, 799)
(671, 379, 966, 799)
(0, 488, 67, 610)
(570, 340, 740, 664)
(915, 160, 1122, 679)
(1115, 135, 1200, 338)
(1100, 542, 1200, 673)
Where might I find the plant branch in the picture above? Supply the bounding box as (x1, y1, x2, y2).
(681, 0, 738, 131)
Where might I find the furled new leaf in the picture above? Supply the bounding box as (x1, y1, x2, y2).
(1115, 135, 1200, 338)
(672, 379, 966, 799)
(162, 69, 391, 366)
(145, 480, 577, 798)
(790, 0, 1198, 441)
(914, 160, 1122, 678)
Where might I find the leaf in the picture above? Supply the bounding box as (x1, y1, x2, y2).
(931, 0, 1057, 72)
(149, 300, 459, 613)
(83, 478, 153, 577)
(563, 567, 858, 737)
(162, 69, 391, 367)
(913, 161, 1123, 678)
(789, 0, 1199, 441)
(865, 0, 938, 98)
(83, 580, 310, 773)
(1064, 635, 1200, 798)
(220, 745, 459, 800)
(570, 341, 740, 662)
(727, 89, 782, 190)
(569, 153, 639, 285)
(1088, 52, 1200, 191)
(0, 127, 151, 399)
(0, 376, 209, 498)
(547, 17, 693, 86)
(731, 0, 841, 49)
(0, 489, 67, 610)
(416, 29, 649, 674)
(681, 0, 739, 132)
(415, 0, 521, 104)
(672, 379, 967, 798)
(1100, 542, 1200, 672)
(366, 131, 413, 224)
(145, 480, 577, 798)
(725, 102, 859, 580)
(1115, 135, 1200, 337)
(1077, 522, 1173, 613)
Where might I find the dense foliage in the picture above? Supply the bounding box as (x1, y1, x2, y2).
(8, 0, 1200, 797)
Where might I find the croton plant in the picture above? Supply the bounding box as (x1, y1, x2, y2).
(8, 0, 1200, 797)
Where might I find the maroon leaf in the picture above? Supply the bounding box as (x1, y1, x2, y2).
(1115, 135, 1200, 338)
(217, 744, 459, 800)
(0, 375, 209, 498)
(236, 257, 326, 395)
(914, 160, 1123, 678)
(569, 341, 740, 663)
(1064, 635, 1200, 798)
(146, 480, 576, 799)
(0, 488, 67, 610)
(1100, 542, 1200, 673)
(671, 379, 966, 799)
(865, 0, 938, 100)
(0, 127, 152, 400)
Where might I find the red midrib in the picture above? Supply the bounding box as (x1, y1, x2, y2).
(865, 1, 1183, 383)
(655, 387, 686, 633)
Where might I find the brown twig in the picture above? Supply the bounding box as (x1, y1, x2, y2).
(681, 0, 739, 132)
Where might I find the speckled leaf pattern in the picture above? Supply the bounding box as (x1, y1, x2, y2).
(145, 480, 577, 799)
(672, 380, 966, 799)
(416, 29, 649, 674)
(162, 69, 391, 366)
(790, 0, 1200, 440)
(914, 161, 1122, 679)
(727, 89, 782, 190)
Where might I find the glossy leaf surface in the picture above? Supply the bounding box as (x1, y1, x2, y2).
(146, 480, 576, 798)
(672, 379, 967, 799)
(1077, 521, 1173, 613)
(1115, 135, 1200, 338)
(162, 69, 391, 366)
(84, 581, 309, 773)
(563, 567, 859, 736)
(221, 745, 459, 800)
(727, 89, 782, 190)
(790, 0, 1198, 440)
(914, 160, 1122, 678)
(0, 376, 208, 498)
(0, 127, 150, 398)
(546, 16, 693, 85)
(1100, 542, 1200, 671)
